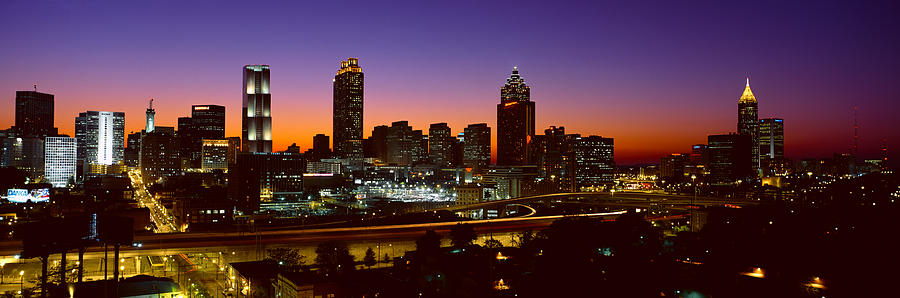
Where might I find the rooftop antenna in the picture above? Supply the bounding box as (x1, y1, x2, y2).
(882, 138, 888, 171)
(33, 82, 37, 92)
(149, 98, 154, 110)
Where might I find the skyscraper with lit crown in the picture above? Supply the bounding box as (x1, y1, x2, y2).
(737, 78, 760, 174)
(242, 65, 272, 153)
(333, 58, 364, 158)
(497, 67, 535, 166)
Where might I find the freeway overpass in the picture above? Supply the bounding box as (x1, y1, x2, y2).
(432, 191, 756, 212)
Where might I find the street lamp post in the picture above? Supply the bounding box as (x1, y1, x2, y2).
(19, 270, 24, 293)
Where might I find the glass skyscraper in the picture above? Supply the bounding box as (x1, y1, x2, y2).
(75, 111, 125, 175)
(737, 78, 760, 174)
(242, 65, 272, 153)
(333, 58, 364, 158)
(44, 136, 77, 188)
(497, 67, 535, 166)
(759, 118, 784, 160)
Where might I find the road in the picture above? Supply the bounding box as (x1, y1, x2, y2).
(127, 169, 178, 233)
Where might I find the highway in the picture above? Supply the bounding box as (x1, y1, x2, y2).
(127, 169, 178, 233)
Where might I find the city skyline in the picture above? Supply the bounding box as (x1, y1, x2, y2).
(1, 1, 897, 164)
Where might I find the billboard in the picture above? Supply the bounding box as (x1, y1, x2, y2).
(5, 188, 50, 203)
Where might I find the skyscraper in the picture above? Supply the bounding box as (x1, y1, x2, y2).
(311, 134, 331, 160)
(385, 121, 426, 166)
(429, 123, 453, 167)
(75, 111, 125, 175)
(192, 105, 226, 140)
(463, 123, 491, 173)
(531, 126, 578, 191)
(497, 67, 535, 166)
(573, 136, 615, 188)
(333, 58, 364, 158)
(708, 133, 753, 184)
(15, 90, 55, 137)
(737, 78, 759, 174)
(202, 139, 229, 171)
(44, 136, 77, 188)
(242, 65, 272, 153)
(146, 98, 155, 133)
(140, 127, 179, 184)
(759, 118, 784, 160)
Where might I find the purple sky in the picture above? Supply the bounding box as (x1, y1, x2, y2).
(1, 0, 898, 164)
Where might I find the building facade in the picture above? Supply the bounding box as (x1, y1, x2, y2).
(463, 123, 491, 173)
(573, 136, 615, 188)
(429, 123, 453, 167)
(140, 127, 180, 184)
(737, 78, 760, 174)
(708, 134, 753, 185)
(759, 118, 784, 160)
(230, 152, 305, 214)
(497, 67, 535, 166)
(242, 65, 272, 153)
(333, 58, 364, 159)
(44, 137, 77, 188)
(75, 111, 125, 176)
(202, 139, 229, 171)
(15, 90, 56, 138)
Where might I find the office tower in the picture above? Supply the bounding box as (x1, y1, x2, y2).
(125, 131, 142, 167)
(311, 134, 331, 160)
(385, 121, 425, 166)
(759, 118, 784, 160)
(690, 144, 708, 166)
(140, 127, 179, 184)
(201, 139, 229, 171)
(333, 58, 364, 158)
(177, 116, 196, 168)
(145, 99, 155, 133)
(226, 137, 241, 167)
(463, 123, 491, 172)
(284, 143, 301, 153)
(573, 136, 615, 188)
(44, 137, 77, 188)
(171, 104, 228, 168)
(75, 111, 125, 176)
(660, 153, 690, 182)
(497, 67, 535, 166)
(15, 90, 55, 137)
(242, 65, 272, 153)
(364, 125, 388, 161)
(707, 134, 753, 184)
(531, 126, 579, 191)
(429, 123, 452, 167)
(1, 135, 44, 180)
(737, 78, 759, 173)
(230, 152, 305, 214)
(192, 105, 226, 139)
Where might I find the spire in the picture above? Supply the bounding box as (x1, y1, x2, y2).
(513, 66, 518, 74)
(740, 77, 756, 103)
(148, 98, 154, 110)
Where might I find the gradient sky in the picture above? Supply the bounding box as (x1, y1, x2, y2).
(1, 0, 898, 164)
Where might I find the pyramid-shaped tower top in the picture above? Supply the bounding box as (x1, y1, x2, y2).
(740, 77, 756, 103)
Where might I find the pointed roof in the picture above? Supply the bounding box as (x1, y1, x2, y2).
(740, 77, 756, 103)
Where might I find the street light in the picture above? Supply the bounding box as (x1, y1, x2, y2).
(19, 270, 24, 293)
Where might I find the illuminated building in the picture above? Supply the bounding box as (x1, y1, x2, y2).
(15, 90, 56, 138)
(140, 127, 180, 184)
(707, 133, 753, 184)
(690, 144, 708, 166)
(125, 131, 142, 167)
(145, 99, 155, 133)
(75, 111, 125, 176)
(333, 58, 364, 158)
(242, 65, 272, 153)
(179, 105, 228, 168)
(202, 139, 229, 171)
(177, 116, 195, 168)
(530, 126, 578, 191)
(759, 118, 784, 160)
(230, 152, 305, 214)
(429, 123, 453, 167)
(737, 78, 760, 173)
(573, 136, 615, 188)
(0, 134, 44, 181)
(660, 153, 690, 182)
(463, 123, 491, 173)
(44, 137, 77, 188)
(497, 67, 535, 166)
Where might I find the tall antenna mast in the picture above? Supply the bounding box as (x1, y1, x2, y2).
(33, 82, 37, 92)
(149, 98, 154, 109)
(882, 138, 889, 172)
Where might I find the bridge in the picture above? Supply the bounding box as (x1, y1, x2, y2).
(432, 191, 755, 212)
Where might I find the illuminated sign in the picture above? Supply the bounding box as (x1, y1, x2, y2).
(5, 188, 50, 203)
(193, 106, 209, 110)
(303, 173, 334, 177)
